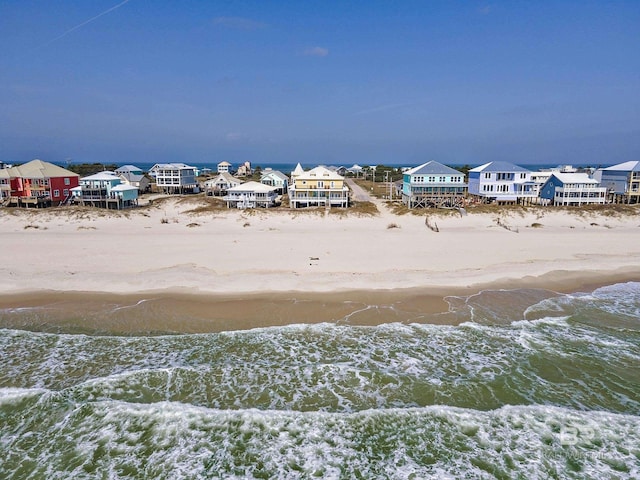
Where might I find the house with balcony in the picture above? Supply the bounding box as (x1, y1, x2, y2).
(2, 159, 79, 207)
(468, 161, 536, 204)
(401, 161, 467, 208)
(217, 161, 231, 173)
(204, 172, 243, 196)
(260, 169, 289, 194)
(288, 165, 350, 209)
(150, 163, 198, 194)
(594, 161, 640, 204)
(70, 171, 138, 209)
(539, 172, 606, 206)
(224, 181, 278, 208)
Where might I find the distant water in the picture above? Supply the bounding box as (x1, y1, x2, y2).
(1, 282, 639, 478)
(52, 161, 585, 174)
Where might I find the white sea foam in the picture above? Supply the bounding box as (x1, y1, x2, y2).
(2, 400, 638, 479)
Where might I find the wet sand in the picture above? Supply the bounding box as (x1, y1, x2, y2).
(1, 268, 638, 334)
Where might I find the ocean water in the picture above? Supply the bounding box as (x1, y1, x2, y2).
(1, 282, 639, 479)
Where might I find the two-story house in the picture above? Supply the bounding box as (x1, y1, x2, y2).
(2, 159, 79, 207)
(594, 161, 640, 204)
(150, 163, 198, 194)
(70, 171, 138, 209)
(224, 181, 278, 208)
(260, 169, 289, 194)
(468, 161, 536, 204)
(288, 166, 350, 209)
(539, 173, 607, 206)
(401, 161, 467, 208)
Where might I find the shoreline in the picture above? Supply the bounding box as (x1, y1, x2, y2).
(1, 268, 638, 334)
(2, 199, 640, 333)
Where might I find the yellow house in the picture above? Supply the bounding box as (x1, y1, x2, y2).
(289, 165, 350, 209)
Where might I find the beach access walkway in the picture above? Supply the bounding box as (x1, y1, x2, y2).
(345, 178, 376, 203)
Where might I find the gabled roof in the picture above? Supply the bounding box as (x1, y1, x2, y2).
(405, 161, 462, 176)
(10, 159, 79, 179)
(115, 165, 143, 173)
(550, 172, 599, 185)
(118, 172, 146, 183)
(292, 163, 305, 176)
(469, 161, 530, 173)
(211, 172, 241, 183)
(296, 165, 344, 180)
(261, 170, 288, 181)
(111, 184, 138, 192)
(227, 181, 276, 193)
(81, 171, 121, 181)
(601, 160, 640, 172)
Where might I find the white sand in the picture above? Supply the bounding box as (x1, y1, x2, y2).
(2, 198, 640, 295)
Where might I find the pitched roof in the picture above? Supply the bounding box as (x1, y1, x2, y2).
(10, 159, 79, 179)
(115, 165, 143, 173)
(469, 161, 530, 173)
(261, 170, 288, 181)
(81, 171, 121, 181)
(550, 172, 599, 184)
(405, 161, 462, 176)
(227, 181, 276, 193)
(601, 160, 640, 172)
(292, 163, 305, 175)
(296, 165, 344, 180)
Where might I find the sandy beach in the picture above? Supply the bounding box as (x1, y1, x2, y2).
(2, 197, 639, 331)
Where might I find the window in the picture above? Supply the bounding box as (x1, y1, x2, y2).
(53, 189, 60, 197)
(63, 189, 69, 196)
(64, 177, 70, 185)
(484, 173, 491, 179)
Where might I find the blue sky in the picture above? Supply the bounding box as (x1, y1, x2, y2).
(1, 0, 638, 166)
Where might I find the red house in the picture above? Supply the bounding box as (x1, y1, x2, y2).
(4, 159, 79, 207)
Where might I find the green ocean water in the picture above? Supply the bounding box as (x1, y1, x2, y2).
(1, 282, 639, 479)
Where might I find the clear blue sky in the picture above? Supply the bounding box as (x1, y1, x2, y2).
(1, 0, 638, 166)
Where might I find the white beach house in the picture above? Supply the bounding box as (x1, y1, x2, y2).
(468, 161, 536, 204)
(204, 172, 243, 196)
(224, 181, 278, 208)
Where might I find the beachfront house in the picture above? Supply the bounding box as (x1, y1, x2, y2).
(115, 165, 150, 193)
(1, 159, 79, 207)
(539, 172, 607, 206)
(204, 172, 243, 196)
(594, 161, 640, 204)
(468, 161, 537, 204)
(70, 171, 139, 209)
(224, 181, 278, 208)
(217, 161, 231, 173)
(401, 161, 467, 208)
(260, 169, 289, 194)
(151, 163, 198, 194)
(288, 165, 350, 209)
